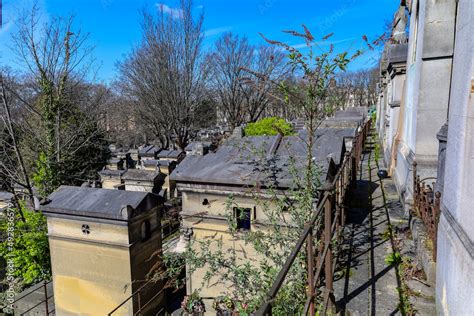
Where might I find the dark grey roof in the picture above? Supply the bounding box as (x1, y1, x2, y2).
(171, 133, 345, 189)
(157, 159, 176, 167)
(334, 110, 365, 120)
(321, 117, 362, 129)
(98, 169, 127, 177)
(0, 191, 14, 201)
(185, 142, 212, 151)
(341, 106, 368, 118)
(122, 169, 162, 181)
(157, 150, 184, 159)
(315, 127, 357, 139)
(40, 186, 163, 221)
(142, 159, 160, 167)
(279, 134, 346, 165)
(139, 145, 162, 157)
(107, 158, 124, 166)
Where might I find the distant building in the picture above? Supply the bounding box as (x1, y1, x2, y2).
(40, 186, 165, 315)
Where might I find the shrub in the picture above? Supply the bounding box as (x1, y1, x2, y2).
(244, 117, 294, 136)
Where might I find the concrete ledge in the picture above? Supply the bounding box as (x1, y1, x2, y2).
(409, 216, 437, 285)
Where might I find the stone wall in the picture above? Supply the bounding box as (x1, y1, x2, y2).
(436, 0, 474, 312)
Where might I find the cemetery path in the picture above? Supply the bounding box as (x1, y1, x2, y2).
(334, 135, 407, 316)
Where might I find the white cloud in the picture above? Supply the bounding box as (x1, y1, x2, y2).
(0, 0, 49, 38)
(203, 26, 233, 38)
(156, 3, 183, 19)
(196, 4, 204, 9)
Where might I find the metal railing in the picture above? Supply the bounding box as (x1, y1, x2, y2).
(412, 162, 441, 261)
(255, 119, 372, 315)
(12, 280, 54, 315)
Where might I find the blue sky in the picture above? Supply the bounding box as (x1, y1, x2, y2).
(0, 0, 398, 84)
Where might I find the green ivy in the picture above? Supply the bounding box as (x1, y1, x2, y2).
(0, 203, 50, 288)
(32, 152, 57, 197)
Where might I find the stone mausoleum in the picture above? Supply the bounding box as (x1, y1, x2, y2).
(40, 186, 165, 315)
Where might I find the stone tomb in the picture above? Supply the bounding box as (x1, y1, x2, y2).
(98, 169, 126, 190)
(122, 169, 165, 194)
(40, 186, 165, 315)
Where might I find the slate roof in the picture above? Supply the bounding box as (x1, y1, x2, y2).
(339, 106, 368, 118)
(334, 110, 365, 121)
(142, 159, 160, 167)
(157, 150, 184, 159)
(157, 160, 177, 167)
(98, 169, 127, 177)
(312, 127, 357, 139)
(40, 186, 163, 221)
(171, 132, 345, 189)
(122, 169, 163, 182)
(321, 117, 362, 129)
(185, 141, 212, 152)
(139, 145, 162, 157)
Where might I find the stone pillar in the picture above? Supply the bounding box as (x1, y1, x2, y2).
(436, 0, 474, 313)
(383, 43, 408, 168)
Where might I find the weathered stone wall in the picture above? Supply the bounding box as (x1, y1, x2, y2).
(393, 0, 455, 208)
(436, 0, 474, 312)
(125, 181, 155, 192)
(181, 188, 286, 312)
(47, 217, 133, 315)
(102, 178, 122, 189)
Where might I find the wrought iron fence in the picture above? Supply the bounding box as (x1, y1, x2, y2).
(255, 118, 372, 316)
(412, 162, 441, 261)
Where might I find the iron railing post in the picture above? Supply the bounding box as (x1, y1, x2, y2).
(433, 191, 441, 261)
(306, 228, 315, 316)
(43, 280, 49, 315)
(137, 290, 141, 315)
(324, 198, 334, 312)
(413, 161, 418, 209)
(351, 155, 357, 190)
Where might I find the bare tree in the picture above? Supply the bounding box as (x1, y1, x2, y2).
(328, 67, 379, 109)
(0, 71, 34, 220)
(2, 4, 109, 197)
(119, 0, 206, 150)
(242, 45, 286, 122)
(207, 33, 286, 128)
(206, 33, 252, 129)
